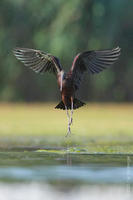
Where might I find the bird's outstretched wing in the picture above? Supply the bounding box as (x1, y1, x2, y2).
(13, 48, 62, 75)
(70, 47, 121, 90)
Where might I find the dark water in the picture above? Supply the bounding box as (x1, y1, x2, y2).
(0, 149, 133, 199)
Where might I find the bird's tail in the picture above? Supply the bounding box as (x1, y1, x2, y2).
(55, 98, 85, 110)
(55, 101, 65, 110)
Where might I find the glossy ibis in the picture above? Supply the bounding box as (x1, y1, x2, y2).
(13, 47, 121, 136)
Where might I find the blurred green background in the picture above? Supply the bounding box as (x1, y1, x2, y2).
(0, 0, 132, 102)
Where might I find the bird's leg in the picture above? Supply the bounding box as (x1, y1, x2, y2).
(70, 100, 73, 125)
(65, 106, 71, 137)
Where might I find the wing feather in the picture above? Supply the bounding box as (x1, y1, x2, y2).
(13, 48, 62, 75)
(71, 47, 121, 90)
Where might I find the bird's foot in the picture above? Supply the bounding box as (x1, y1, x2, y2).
(65, 124, 71, 137)
(65, 130, 71, 137)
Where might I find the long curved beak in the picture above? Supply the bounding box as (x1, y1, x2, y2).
(60, 71, 63, 92)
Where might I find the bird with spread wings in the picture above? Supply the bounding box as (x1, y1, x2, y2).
(13, 46, 121, 136)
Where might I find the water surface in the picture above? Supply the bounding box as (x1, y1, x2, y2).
(0, 147, 133, 199)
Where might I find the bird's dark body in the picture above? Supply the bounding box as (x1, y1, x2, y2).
(59, 72, 74, 102)
(56, 71, 85, 110)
